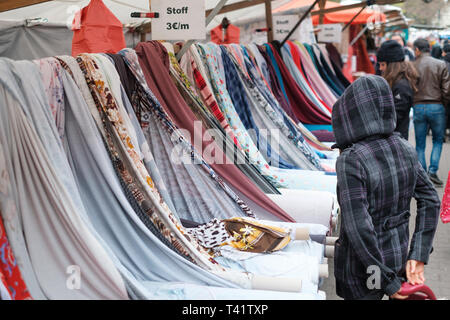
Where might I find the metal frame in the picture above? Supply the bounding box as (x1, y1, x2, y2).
(0, 0, 52, 12)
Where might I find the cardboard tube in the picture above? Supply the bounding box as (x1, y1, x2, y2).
(251, 275, 302, 293)
(325, 245, 335, 258)
(319, 264, 329, 278)
(294, 228, 310, 240)
(326, 237, 338, 246)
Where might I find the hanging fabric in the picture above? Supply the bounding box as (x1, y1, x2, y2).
(71, 0, 126, 56)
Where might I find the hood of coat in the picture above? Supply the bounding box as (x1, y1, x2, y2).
(332, 75, 396, 149)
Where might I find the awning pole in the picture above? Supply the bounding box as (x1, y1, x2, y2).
(280, 0, 321, 47)
(265, 0, 274, 42)
(176, 0, 229, 60)
(342, 0, 376, 32)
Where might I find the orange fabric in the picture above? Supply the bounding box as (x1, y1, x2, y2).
(273, 0, 385, 25)
(210, 24, 240, 44)
(72, 0, 126, 56)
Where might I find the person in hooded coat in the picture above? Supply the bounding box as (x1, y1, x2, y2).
(332, 75, 440, 300)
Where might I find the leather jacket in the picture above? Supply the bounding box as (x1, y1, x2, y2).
(413, 53, 450, 105)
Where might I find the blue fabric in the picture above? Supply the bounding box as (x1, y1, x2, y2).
(413, 103, 446, 174)
(241, 48, 324, 168)
(220, 46, 298, 169)
(263, 44, 290, 106)
(314, 45, 346, 94)
(304, 44, 340, 97)
(304, 124, 333, 132)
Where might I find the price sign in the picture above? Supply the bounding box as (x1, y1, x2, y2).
(317, 24, 342, 43)
(151, 0, 205, 40)
(273, 15, 301, 41)
(273, 14, 315, 43)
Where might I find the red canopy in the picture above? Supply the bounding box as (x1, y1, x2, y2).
(72, 0, 126, 56)
(273, 0, 385, 25)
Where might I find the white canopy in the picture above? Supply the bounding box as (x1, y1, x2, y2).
(0, 0, 307, 30)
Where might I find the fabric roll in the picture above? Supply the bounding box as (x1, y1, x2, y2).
(0, 274, 11, 300)
(248, 43, 271, 88)
(197, 43, 288, 188)
(75, 53, 230, 273)
(134, 41, 295, 223)
(282, 44, 332, 117)
(244, 49, 327, 165)
(56, 55, 251, 297)
(99, 53, 178, 217)
(139, 281, 325, 300)
(264, 43, 331, 125)
(312, 44, 346, 95)
(113, 50, 254, 223)
(326, 43, 344, 70)
(220, 46, 300, 170)
(306, 44, 342, 97)
(0, 60, 128, 299)
(294, 42, 338, 108)
(257, 45, 298, 123)
(224, 47, 322, 171)
(0, 214, 32, 300)
(181, 48, 240, 147)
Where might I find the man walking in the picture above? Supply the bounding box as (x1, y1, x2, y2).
(443, 43, 450, 139)
(413, 38, 450, 186)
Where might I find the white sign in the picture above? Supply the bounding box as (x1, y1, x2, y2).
(317, 24, 342, 43)
(273, 14, 315, 44)
(273, 15, 300, 42)
(151, 0, 205, 40)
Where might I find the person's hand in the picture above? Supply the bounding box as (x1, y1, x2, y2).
(406, 260, 425, 285)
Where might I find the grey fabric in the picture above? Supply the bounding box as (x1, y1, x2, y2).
(102, 54, 249, 223)
(0, 60, 129, 299)
(0, 88, 46, 300)
(59, 65, 241, 296)
(143, 112, 249, 223)
(0, 24, 139, 60)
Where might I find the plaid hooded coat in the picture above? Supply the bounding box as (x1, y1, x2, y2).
(332, 75, 440, 299)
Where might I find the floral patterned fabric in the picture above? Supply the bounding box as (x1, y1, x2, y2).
(117, 48, 255, 221)
(0, 214, 32, 300)
(34, 58, 66, 142)
(75, 53, 227, 272)
(197, 43, 288, 188)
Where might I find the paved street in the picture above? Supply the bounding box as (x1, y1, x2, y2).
(322, 129, 450, 300)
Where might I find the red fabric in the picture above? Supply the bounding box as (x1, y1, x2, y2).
(441, 171, 450, 224)
(350, 25, 375, 75)
(191, 57, 241, 148)
(0, 215, 32, 300)
(287, 41, 331, 112)
(134, 41, 295, 222)
(72, 0, 126, 56)
(210, 24, 240, 44)
(268, 44, 331, 124)
(273, 0, 385, 25)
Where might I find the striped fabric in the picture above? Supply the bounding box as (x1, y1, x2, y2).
(190, 56, 240, 148)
